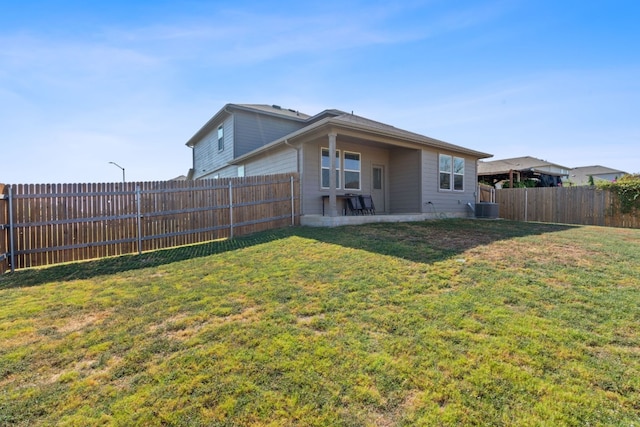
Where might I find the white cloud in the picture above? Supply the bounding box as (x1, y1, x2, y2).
(1, 0, 637, 183)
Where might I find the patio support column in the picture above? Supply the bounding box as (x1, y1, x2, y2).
(328, 132, 338, 217)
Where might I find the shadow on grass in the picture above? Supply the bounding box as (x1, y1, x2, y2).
(294, 218, 577, 260)
(0, 219, 577, 289)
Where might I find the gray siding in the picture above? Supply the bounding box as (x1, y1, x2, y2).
(234, 111, 306, 158)
(300, 141, 322, 215)
(192, 116, 234, 179)
(244, 147, 298, 176)
(212, 166, 239, 179)
(388, 148, 422, 213)
(421, 150, 478, 216)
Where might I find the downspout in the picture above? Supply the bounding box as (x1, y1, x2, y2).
(191, 145, 195, 179)
(283, 139, 301, 174)
(284, 138, 303, 216)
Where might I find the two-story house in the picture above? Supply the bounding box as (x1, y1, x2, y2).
(186, 104, 492, 225)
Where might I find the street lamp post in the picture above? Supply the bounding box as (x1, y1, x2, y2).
(109, 162, 126, 183)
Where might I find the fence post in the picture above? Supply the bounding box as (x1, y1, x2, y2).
(228, 180, 234, 239)
(0, 185, 10, 274)
(8, 186, 15, 273)
(136, 185, 142, 255)
(524, 188, 528, 222)
(290, 176, 295, 226)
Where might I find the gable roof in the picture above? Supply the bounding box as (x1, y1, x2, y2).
(231, 112, 492, 164)
(478, 156, 570, 176)
(568, 165, 627, 184)
(185, 103, 310, 147)
(569, 165, 627, 176)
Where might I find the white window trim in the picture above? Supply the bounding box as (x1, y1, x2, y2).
(453, 156, 465, 191)
(343, 150, 361, 191)
(217, 125, 224, 152)
(321, 147, 341, 189)
(439, 154, 465, 192)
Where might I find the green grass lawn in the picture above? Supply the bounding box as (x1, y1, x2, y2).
(1, 219, 639, 426)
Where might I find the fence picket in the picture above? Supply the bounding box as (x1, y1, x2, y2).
(0, 174, 300, 272)
(496, 186, 639, 228)
(0, 184, 7, 273)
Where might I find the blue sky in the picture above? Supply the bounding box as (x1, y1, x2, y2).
(1, 0, 638, 183)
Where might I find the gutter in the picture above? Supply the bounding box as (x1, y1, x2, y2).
(232, 115, 492, 165)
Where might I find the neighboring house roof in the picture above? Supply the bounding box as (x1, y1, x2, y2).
(567, 165, 627, 185)
(185, 103, 310, 147)
(230, 111, 493, 164)
(478, 156, 570, 177)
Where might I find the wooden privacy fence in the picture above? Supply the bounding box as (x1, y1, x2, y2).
(0, 174, 300, 273)
(496, 186, 639, 228)
(0, 184, 7, 274)
(478, 184, 496, 203)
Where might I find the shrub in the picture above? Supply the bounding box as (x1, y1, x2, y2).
(596, 174, 640, 214)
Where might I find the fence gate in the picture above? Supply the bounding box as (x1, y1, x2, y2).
(0, 184, 8, 274)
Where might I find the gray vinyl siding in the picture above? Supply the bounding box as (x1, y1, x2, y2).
(234, 111, 306, 158)
(244, 147, 298, 176)
(192, 116, 234, 179)
(388, 148, 422, 213)
(300, 141, 323, 215)
(212, 166, 239, 179)
(421, 150, 478, 216)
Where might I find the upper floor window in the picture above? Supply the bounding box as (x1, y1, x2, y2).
(321, 148, 341, 189)
(439, 154, 464, 191)
(217, 125, 224, 151)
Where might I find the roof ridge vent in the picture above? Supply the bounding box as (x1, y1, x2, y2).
(272, 104, 281, 109)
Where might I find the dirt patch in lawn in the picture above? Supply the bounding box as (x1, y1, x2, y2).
(57, 310, 113, 334)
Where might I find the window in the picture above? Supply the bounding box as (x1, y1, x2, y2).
(321, 148, 341, 189)
(217, 125, 224, 151)
(237, 165, 245, 177)
(373, 167, 383, 190)
(439, 155, 452, 190)
(343, 151, 361, 190)
(453, 157, 465, 191)
(439, 154, 465, 191)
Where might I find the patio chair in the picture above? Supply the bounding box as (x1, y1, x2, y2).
(347, 195, 364, 215)
(359, 195, 375, 215)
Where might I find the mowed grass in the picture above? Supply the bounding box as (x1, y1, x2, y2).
(1, 219, 639, 426)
